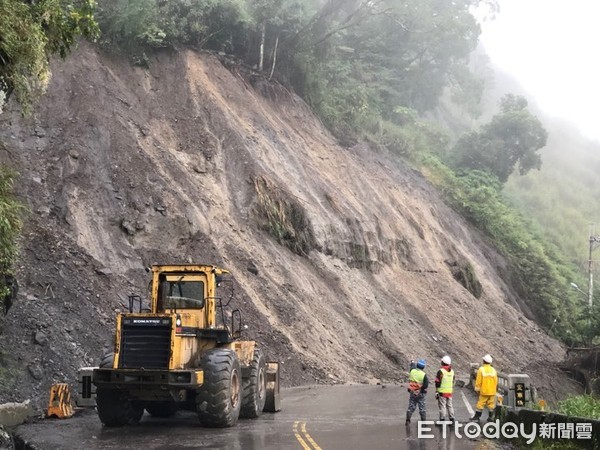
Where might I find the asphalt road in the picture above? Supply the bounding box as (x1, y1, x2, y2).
(15, 385, 502, 449)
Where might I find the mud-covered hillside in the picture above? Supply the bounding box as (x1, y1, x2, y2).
(0, 43, 579, 411)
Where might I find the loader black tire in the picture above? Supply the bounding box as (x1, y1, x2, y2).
(99, 352, 114, 368)
(196, 348, 241, 427)
(145, 402, 178, 418)
(240, 347, 267, 419)
(96, 389, 144, 426)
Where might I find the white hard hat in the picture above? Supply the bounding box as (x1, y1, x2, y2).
(483, 354, 493, 364)
(441, 355, 451, 365)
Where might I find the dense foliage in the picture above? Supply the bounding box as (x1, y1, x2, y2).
(422, 155, 585, 342)
(0, 168, 22, 304)
(0, 0, 99, 113)
(289, 0, 484, 143)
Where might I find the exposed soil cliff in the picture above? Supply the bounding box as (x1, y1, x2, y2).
(0, 43, 580, 411)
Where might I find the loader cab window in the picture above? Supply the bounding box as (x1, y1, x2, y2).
(158, 275, 206, 310)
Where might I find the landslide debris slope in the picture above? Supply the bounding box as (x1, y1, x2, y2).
(0, 44, 577, 411)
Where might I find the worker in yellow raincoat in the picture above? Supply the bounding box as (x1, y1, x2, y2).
(470, 354, 498, 422)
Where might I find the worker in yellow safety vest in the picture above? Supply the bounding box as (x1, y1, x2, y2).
(470, 354, 498, 422)
(405, 359, 429, 424)
(435, 355, 455, 423)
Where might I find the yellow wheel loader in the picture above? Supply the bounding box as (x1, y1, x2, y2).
(91, 264, 280, 427)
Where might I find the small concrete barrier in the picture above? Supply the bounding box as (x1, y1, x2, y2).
(0, 400, 32, 427)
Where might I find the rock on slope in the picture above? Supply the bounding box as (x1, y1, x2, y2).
(0, 43, 576, 410)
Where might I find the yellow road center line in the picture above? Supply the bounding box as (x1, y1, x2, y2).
(293, 421, 312, 450)
(301, 422, 322, 450)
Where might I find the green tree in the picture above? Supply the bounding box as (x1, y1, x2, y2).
(245, 0, 305, 78)
(0, 0, 99, 114)
(283, 0, 484, 145)
(322, 0, 482, 114)
(97, 0, 251, 58)
(97, 0, 163, 49)
(160, 0, 250, 50)
(452, 94, 548, 183)
(247, 0, 282, 72)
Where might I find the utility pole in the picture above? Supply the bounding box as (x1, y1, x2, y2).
(587, 225, 600, 342)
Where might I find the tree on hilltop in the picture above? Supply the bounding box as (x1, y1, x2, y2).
(452, 94, 548, 183)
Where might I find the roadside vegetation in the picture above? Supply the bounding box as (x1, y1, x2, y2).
(513, 395, 600, 449)
(1, 0, 596, 344)
(557, 395, 600, 418)
(0, 167, 23, 315)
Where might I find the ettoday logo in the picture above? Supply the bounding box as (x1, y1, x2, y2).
(417, 420, 593, 444)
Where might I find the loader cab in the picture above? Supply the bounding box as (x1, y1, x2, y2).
(150, 265, 231, 330)
(157, 275, 206, 311)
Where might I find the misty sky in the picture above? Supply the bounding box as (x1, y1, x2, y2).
(478, 0, 600, 141)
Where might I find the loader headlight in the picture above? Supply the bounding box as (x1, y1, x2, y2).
(176, 315, 181, 327)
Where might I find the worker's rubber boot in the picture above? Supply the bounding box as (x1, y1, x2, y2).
(487, 410, 495, 422)
(469, 411, 482, 422)
(405, 413, 411, 425)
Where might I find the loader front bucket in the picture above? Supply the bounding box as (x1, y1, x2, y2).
(263, 362, 281, 413)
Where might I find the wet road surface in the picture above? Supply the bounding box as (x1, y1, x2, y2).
(16, 385, 502, 449)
